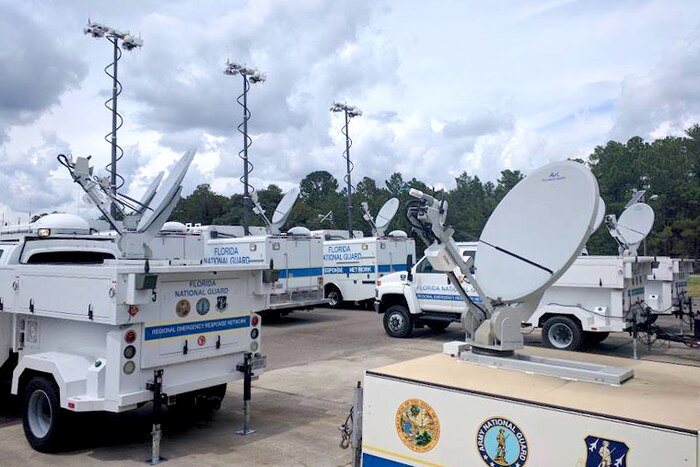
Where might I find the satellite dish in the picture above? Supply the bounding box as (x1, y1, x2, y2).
(137, 149, 196, 232)
(475, 161, 599, 303)
(592, 196, 606, 231)
(388, 230, 408, 238)
(34, 213, 90, 232)
(374, 198, 399, 236)
(616, 202, 654, 246)
(137, 172, 164, 214)
(271, 186, 300, 231)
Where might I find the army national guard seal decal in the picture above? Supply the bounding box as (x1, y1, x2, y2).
(477, 417, 528, 467)
(585, 436, 628, 467)
(395, 399, 440, 453)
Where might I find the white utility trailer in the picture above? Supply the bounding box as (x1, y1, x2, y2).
(527, 254, 656, 350)
(361, 347, 700, 467)
(0, 216, 267, 452)
(150, 223, 326, 316)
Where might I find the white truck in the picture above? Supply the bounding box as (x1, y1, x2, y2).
(376, 244, 656, 351)
(319, 232, 416, 308)
(0, 214, 268, 452)
(151, 223, 326, 317)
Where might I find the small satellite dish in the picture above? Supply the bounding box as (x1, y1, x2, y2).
(137, 149, 196, 232)
(374, 198, 399, 236)
(271, 186, 300, 231)
(592, 196, 606, 231)
(288, 226, 311, 236)
(475, 161, 599, 303)
(616, 202, 654, 246)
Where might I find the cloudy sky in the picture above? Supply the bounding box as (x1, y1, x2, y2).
(1, 0, 700, 223)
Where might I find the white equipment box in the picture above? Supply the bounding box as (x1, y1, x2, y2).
(150, 224, 326, 313)
(362, 348, 700, 467)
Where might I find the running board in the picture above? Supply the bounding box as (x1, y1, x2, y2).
(444, 343, 634, 385)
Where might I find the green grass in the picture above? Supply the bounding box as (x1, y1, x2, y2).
(689, 275, 700, 298)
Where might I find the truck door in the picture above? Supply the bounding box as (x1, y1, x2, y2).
(413, 257, 454, 313)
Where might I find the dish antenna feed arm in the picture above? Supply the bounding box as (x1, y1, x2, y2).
(408, 188, 540, 354)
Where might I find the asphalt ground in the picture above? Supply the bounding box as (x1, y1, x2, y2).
(1, 306, 700, 466)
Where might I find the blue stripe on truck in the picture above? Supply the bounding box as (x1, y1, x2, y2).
(362, 453, 410, 466)
(277, 267, 323, 279)
(416, 293, 482, 303)
(145, 316, 250, 341)
(323, 264, 407, 275)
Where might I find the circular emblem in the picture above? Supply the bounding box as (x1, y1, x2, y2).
(196, 298, 210, 315)
(175, 299, 191, 318)
(395, 399, 440, 453)
(197, 335, 206, 346)
(477, 417, 528, 467)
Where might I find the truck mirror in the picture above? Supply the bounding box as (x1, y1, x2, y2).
(406, 254, 414, 281)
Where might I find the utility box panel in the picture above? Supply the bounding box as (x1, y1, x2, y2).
(362, 350, 700, 466)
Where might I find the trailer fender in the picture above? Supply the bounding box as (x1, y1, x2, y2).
(12, 351, 93, 408)
(527, 304, 589, 329)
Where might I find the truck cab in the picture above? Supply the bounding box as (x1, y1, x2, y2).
(375, 242, 478, 337)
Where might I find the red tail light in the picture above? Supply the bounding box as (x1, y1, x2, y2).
(251, 315, 260, 326)
(124, 330, 137, 343)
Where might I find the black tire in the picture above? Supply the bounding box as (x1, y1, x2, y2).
(22, 375, 68, 453)
(425, 320, 450, 332)
(585, 331, 610, 345)
(326, 286, 343, 308)
(541, 316, 583, 351)
(383, 305, 413, 338)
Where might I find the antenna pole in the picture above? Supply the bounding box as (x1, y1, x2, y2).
(110, 37, 119, 218)
(242, 73, 250, 235)
(224, 61, 266, 236)
(344, 108, 353, 237)
(330, 102, 362, 239)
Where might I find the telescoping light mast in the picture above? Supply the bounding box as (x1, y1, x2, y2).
(330, 102, 362, 238)
(224, 60, 266, 236)
(84, 20, 143, 220)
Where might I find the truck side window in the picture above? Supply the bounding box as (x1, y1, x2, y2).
(26, 251, 115, 264)
(415, 258, 436, 274)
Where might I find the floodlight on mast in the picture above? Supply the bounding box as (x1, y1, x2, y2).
(84, 20, 143, 221)
(224, 60, 266, 236)
(330, 101, 362, 238)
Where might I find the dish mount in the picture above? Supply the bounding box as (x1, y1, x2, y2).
(58, 149, 197, 258)
(252, 186, 300, 235)
(361, 197, 399, 237)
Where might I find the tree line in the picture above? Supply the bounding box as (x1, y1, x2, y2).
(171, 126, 700, 258)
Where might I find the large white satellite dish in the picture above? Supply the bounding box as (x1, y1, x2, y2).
(475, 161, 599, 303)
(137, 149, 196, 232)
(592, 196, 606, 231)
(374, 198, 399, 236)
(616, 202, 654, 246)
(271, 186, 300, 231)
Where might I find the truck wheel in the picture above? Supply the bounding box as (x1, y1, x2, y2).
(426, 320, 450, 332)
(326, 286, 343, 308)
(585, 331, 610, 345)
(383, 305, 413, 338)
(22, 376, 68, 452)
(542, 316, 583, 351)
